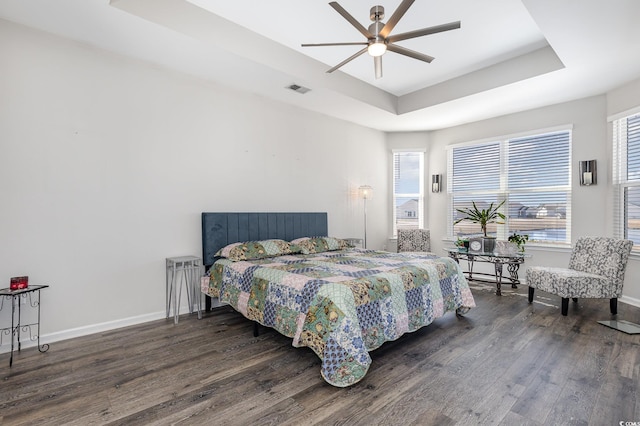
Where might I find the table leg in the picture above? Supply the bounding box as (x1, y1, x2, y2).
(173, 264, 179, 325)
(166, 261, 173, 319)
(193, 265, 202, 320)
(507, 262, 521, 288)
(494, 261, 504, 296)
(17, 297, 22, 351)
(182, 266, 192, 315)
(35, 290, 49, 353)
(10, 296, 16, 367)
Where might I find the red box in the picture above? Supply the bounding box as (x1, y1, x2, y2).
(10, 276, 28, 290)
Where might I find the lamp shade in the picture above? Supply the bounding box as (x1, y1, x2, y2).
(358, 185, 373, 200)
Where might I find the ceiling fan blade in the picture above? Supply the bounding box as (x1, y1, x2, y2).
(302, 42, 368, 47)
(326, 47, 368, 73)
(374, 56, 382, 79)
(379, 0, 414, 38)
(387, 21, 461, 43)
(329, 2, 373, 39)
(387, 44, 434, 63)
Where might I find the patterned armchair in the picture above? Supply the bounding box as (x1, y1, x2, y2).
(397, 229, 431, 253)
(526, 237, 633, 316)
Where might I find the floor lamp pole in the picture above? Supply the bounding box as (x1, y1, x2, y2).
(363, 197, 367, 249)
(359, 185, 372, 249)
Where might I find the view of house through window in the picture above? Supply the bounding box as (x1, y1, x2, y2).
(613, 112, 640, 249)
(449, 130, 572, 244)
(393, 151, 424, 235)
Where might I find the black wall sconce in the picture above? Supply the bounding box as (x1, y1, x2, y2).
(579, 160, 597, 186)
(432, 174, 441, 193)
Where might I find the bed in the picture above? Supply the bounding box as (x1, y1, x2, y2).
(201, 212, 476, 387)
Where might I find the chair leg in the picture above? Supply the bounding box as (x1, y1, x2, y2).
(610, 298, 618, 315)
(561, 298, 569, 316)
(528, 287, 534, 303)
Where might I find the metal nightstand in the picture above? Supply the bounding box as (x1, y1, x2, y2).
(166, 256, 202, 324)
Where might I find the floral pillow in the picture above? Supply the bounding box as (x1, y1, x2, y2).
(290, 236, 350, 254)
(215, 239, 299, 262)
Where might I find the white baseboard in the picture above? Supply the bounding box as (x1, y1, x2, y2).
(620, 295, 640, 308)
(0, 310, 167, 354)
(0, 298, 214, 355)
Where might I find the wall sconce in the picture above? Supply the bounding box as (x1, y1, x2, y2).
(579, 160, 597, 186)
(358, 185, 373, 248)
(432, 174, 441, 193)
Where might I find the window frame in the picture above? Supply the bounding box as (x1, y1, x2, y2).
(392, 149, 425, 237)
(447, 126, 573, 246)
(612, 109, 640, 251)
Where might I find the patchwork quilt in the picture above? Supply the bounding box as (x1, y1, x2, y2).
(205, 249, 475, 387)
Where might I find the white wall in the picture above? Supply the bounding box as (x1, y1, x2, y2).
(607, 77, 640, 118)
(0, 20, 389, 347)
(391, 94, 640, 303)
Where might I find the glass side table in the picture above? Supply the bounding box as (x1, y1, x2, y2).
(166, 256, 202, 324)
(444, 248, 531, 295)
(0, 285, 49, 367)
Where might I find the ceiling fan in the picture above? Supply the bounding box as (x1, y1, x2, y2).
(302, 0, 460, 79)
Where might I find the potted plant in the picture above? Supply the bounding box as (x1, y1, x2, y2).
(508, 232, 529, 252)
(455, 237, 469, 251)
(454, 200, 506, 252)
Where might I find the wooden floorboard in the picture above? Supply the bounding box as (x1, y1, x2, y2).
(1, 282, 639, 425)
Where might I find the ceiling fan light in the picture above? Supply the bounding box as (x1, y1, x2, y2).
(367, 42, 387, 57)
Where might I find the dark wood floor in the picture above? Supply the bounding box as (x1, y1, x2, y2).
(2, 282, 639, 425)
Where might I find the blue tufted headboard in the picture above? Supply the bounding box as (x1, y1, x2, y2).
(201, 212, 328, 268)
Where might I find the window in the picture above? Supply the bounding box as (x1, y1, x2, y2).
(613, 111, 640, 249)
(448, 129, 572, 244)
(393, 151, 424, 235)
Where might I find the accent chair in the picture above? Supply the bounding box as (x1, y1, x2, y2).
(526, 236, 633, 316)
(397, 229, 431, 253)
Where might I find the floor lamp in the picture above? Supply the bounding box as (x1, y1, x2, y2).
(358, 185, 373, 249)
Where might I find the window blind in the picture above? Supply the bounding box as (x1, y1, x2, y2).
(448, 130, 571, 244)
(613, 113, 640, 249)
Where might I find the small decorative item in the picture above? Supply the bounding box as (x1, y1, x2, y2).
(455, 237, 469, 251)
(10, 276, 28, 290)
(469, 236, 483, 253)
(495, 240, 517, 255)
(508, 232, 529, 252)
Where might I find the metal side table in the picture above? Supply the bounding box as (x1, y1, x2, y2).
(444, 248, 530, 295)
(166, 256, 202, 324)
(0, 285, 49, 367)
